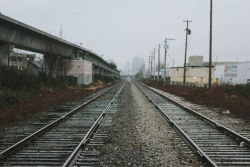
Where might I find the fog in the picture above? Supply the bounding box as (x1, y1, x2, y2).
(1, 0, 249, 70)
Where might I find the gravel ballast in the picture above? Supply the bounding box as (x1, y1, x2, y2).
(99, 81, 205, 166)
(150, 86, 250, 139)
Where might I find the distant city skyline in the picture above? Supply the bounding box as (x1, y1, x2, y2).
(132, 56, 144, 75)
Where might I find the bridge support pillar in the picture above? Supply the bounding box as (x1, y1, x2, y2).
(0, 43, 14, 67)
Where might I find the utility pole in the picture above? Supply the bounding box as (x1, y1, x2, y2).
(148, 56, 151, 78)
(209, 0, 213, 89)
(183, 19, 192, 87)
(153, 48, 156, 80)
(157, 44, 161, 82)
(149, 56, 153, 78)
(150, 57, 153, 77)
(164, 38, 175, 86)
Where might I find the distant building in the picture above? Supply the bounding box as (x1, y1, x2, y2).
(214, 62, 250, 85)
(188, 55, 239, 67)
(169, 55, 239, 87)
(170, 66, 214, 87)
(160, 68, 171, 78)
(187, 56, 203, 66)
(9, 52, 29, 70)
(67, 60, 92, 85)
(121, 61, 131, 75)
(9, 52, 45, 75)
(132, 56, 144, 75)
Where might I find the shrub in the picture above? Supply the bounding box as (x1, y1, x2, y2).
(222, 83, 250, 99)
(94, 74, 114, 83)
(0, 88, 33, 107)
(0, 67, 77, 107)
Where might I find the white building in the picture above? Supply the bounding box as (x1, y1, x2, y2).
(214, 62, 250, 85)
(160, 68, 171, 78)
(169, 55, 244, 87)
(170, 66, 214, 87)
(67, 60, 92, 85)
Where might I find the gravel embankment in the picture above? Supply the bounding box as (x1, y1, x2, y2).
(99, 81, 205, 167)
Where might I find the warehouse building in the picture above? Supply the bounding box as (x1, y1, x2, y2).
(170, 56, 240, 87)
(214, 62, 250, 85)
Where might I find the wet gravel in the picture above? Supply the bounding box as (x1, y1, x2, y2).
(99, 81, 205, 167)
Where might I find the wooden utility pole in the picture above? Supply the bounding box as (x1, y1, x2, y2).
(164, 38, 175, 86)
(209, 0, 213, 89)
(183, 20, 192, 87)
(157, 44, 161, 82)
(153, 49, 156, 80)
(148, 56, 151, 77)
(150, 57, 153, 76)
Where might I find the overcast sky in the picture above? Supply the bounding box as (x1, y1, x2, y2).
(1, 0, 250, 70)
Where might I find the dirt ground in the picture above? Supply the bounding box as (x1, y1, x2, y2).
(140, 79, 250, 122)
(0, 80, 118, 129)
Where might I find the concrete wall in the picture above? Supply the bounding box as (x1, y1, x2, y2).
(67, 60, 92, 85)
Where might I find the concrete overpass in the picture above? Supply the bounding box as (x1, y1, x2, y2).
(0, 14, 119, 78)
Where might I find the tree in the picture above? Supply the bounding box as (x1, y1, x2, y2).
(135, 64, 145, 79)
(44, 54, 72, 77)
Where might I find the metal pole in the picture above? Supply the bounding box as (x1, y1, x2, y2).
(157, 44, 160, 82)
(150, 56, 153, 75)
(164, 41, 166, 86)
(209, 0, 213, 89)
(153, 48, 156, 80)
(183, 20, 192, 87)
(148, 56, 150, 78)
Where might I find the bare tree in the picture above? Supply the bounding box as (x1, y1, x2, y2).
(44, 55, 72, 77)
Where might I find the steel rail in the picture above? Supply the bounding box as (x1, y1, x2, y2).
(133, 80, 218, 167)
(62, 83, 125, 167)
(138, 81, 250, 147)
(0, 82, 121, 161)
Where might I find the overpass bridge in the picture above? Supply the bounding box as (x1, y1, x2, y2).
(0, 14, 119, 78)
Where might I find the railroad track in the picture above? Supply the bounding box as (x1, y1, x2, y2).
(63, 87, 122, 166)
(0, 89, 107, 153)
(0, 82, 125, 166)
(134, 81, 250, 167)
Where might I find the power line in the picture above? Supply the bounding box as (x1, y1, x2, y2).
(167, 53, 179, 67)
